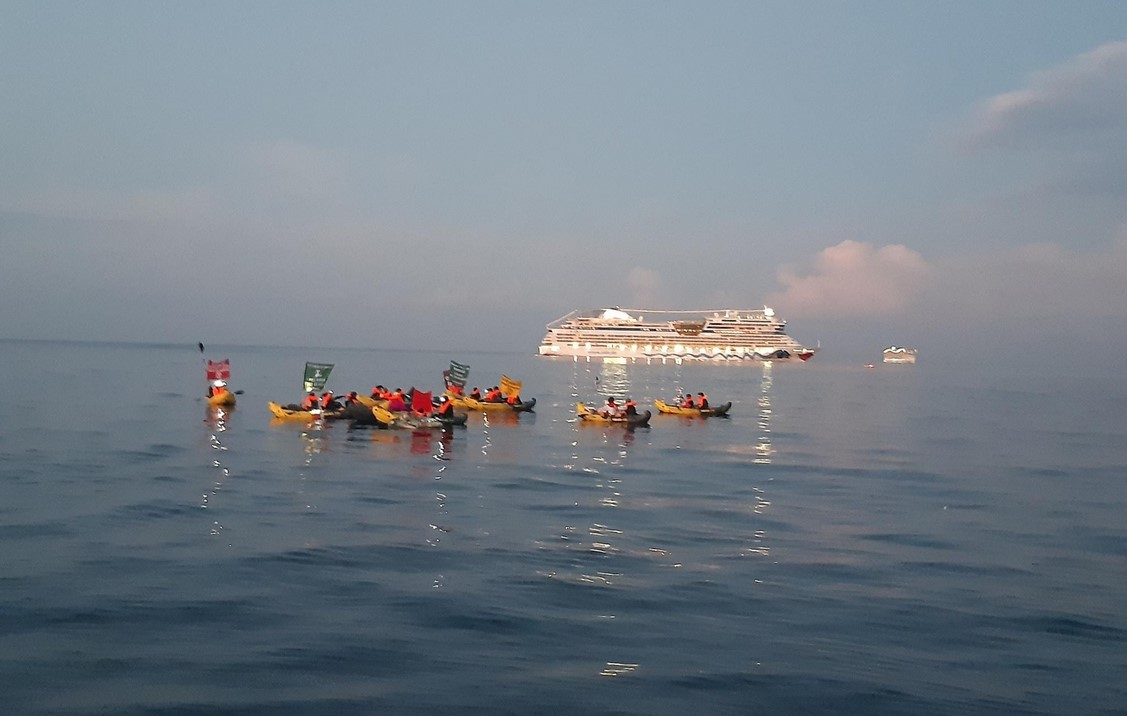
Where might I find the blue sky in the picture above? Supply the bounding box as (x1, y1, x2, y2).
(3, 2, 1125, 360)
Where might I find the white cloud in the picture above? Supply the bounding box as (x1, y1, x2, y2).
(962, 41, 1127, 151)
(768, 240, 933, 318)
(772, 233, 1127, 331)
(945, 41, 1127, 254)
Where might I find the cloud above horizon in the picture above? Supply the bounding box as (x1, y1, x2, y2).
(962, 41, 1127, 152)
(958, 41, 1127, 208)
(768, 240, 933, 318)
(770, 233, 1127, 329)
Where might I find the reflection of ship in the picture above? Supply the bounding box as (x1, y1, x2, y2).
(882, 346, 918, 364)
(539, 307, 818, 363)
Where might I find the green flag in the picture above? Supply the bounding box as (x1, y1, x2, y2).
(303, 362, 334, 392)
(443, 360, 470, 389)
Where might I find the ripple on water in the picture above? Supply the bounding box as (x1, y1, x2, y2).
(119, 443, 187, 460)
(112, 499, 193, 521)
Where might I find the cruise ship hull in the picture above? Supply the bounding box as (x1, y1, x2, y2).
(538, 307, 818, 364)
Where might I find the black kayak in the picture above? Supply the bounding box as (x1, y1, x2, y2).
(511, 397, 536, 413)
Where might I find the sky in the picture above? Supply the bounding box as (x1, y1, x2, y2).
(2, 1, 1126, 362)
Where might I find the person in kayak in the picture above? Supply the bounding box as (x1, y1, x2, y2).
(681, 393, 695, 409)
(301, 391, 319, 411)
(436, 396, 455, 419)
(387, 390, 408, 412)
(469, 387, 481, 400)
(601, 397, 620, 418)
(697, 392, 709, 410)
(207, 380, 228, 398)
(623, 398, 638, 417)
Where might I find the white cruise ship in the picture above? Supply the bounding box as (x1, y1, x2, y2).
(538, 307, 818, 363)
(882, 346, 918, 364)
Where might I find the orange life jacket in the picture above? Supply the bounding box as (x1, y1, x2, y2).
(321, 394, 334, 409)
(301, 394, 318, 410)
(681, 396, 694, 408)
(698, 393, 708, 408)
(506, 394, 519, 405)
(437, 401, 453, 417)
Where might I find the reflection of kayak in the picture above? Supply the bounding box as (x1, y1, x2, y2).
(576, 402, 651, 427)
(207, 391, 236, 407)
(267, 401, 343, 422)
(371, 404, 468, 429)
(446, 392, 536, 412)
(654, 399, 732, 417)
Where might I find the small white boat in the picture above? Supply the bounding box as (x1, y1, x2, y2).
(882, 346, 918, 364)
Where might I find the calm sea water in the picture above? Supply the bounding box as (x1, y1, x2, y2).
(1, 340, 1124, 715)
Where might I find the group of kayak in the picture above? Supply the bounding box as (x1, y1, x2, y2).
(217, 379, 728, 431)
(267, 384, 537, 430)
(575, 392, 732, 428)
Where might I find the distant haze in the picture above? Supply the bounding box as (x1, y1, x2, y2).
(2, 3, 1125, 366)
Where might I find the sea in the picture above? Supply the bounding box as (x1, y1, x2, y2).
(1, 339, 1125, 715)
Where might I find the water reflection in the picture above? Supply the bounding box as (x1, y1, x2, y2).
(550, 379, 651, 596)
(594, 363, 631, 399)
(201, 406, 231, 537)
(743, 365, 775, 561)
(410, 430, 432, 455)
(570, 362, 599, 402)
(482, 410, 521, 427)
(600, 662, 639, 678)
(428, 428, 452, 555)
(364, 429, 403, 445)
(301, 429, 326, 464)
(433, 428, 454, 460)
(756, 363, 774, 464)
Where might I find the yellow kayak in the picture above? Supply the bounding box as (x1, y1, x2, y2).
(267, 401, 341, 422)
(207, 391, 237, 407)
(445, 391, 536, 412)
(654, 399, 732, 417)
(576, 402, 651, 427)
(354, 395, 389, 409)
